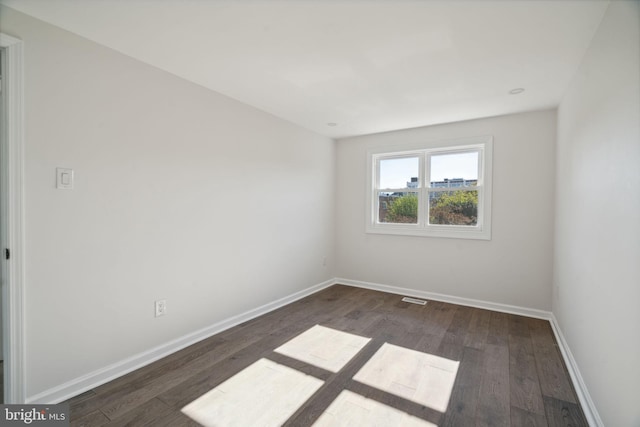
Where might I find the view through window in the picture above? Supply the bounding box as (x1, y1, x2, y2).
(368, 137, 492, 240)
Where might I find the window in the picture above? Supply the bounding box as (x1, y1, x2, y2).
(367, 136, 492, 240)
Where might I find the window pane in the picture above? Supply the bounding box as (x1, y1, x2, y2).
(379, 157, 419, 189)
(378, 192, 418, 224)
(429, 190, 478, 226)
(430, 152, 478, 187)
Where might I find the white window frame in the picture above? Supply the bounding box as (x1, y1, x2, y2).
(366, 136, 493, 240)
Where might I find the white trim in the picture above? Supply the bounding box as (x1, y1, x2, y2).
(26, 276, 601, 427)
(335, 277, 601, 427)
(27, 279, 335, 404)
(0, 33, 26, 404)
(366, 136, 493, 240)
(549, 314, 603, 427)
(335, 277, 551, 320)
(26, 278, 604, 427)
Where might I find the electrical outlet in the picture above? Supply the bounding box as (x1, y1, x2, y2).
(155, 299, 167, 317)
(322, 256, 327, 267)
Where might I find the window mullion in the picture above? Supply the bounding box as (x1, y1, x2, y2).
(417, 153, 423, 227)
(424, 152, 431, 227)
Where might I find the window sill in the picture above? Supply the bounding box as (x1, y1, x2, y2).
(365, 223, 491, 240)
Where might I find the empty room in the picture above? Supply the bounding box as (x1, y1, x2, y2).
(0, 1, 638, 426)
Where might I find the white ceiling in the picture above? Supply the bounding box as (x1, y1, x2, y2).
(1, 0, 609, 138)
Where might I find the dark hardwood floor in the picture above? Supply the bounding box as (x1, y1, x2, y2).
(66, 285, 587, 426)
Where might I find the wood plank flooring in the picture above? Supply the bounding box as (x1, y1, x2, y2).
(66, 285, 587, 427)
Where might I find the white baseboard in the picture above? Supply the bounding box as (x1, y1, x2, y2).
(29, 277, 600, 427)
(27, 279, 335, 404)
(334, 277, 552, 320)
(334, 277, 601, 427)
(549, 314, 603, 427)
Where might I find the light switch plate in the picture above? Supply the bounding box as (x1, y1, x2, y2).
(56, 167, 74, 190)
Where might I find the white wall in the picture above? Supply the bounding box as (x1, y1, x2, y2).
(0, 6, 335, 399)
(336, 110, 556, 310)
(554, 2, 640, 426)
(0, 290, 3, 360)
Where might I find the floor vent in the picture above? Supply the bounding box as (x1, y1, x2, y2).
(401, 296, 427, 305)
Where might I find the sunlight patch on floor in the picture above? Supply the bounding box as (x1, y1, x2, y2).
(181, 358, 323, 427)
(353, 342, 459, 413)
(274, 324, 371, 372)
(313, 390, 437, 427)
